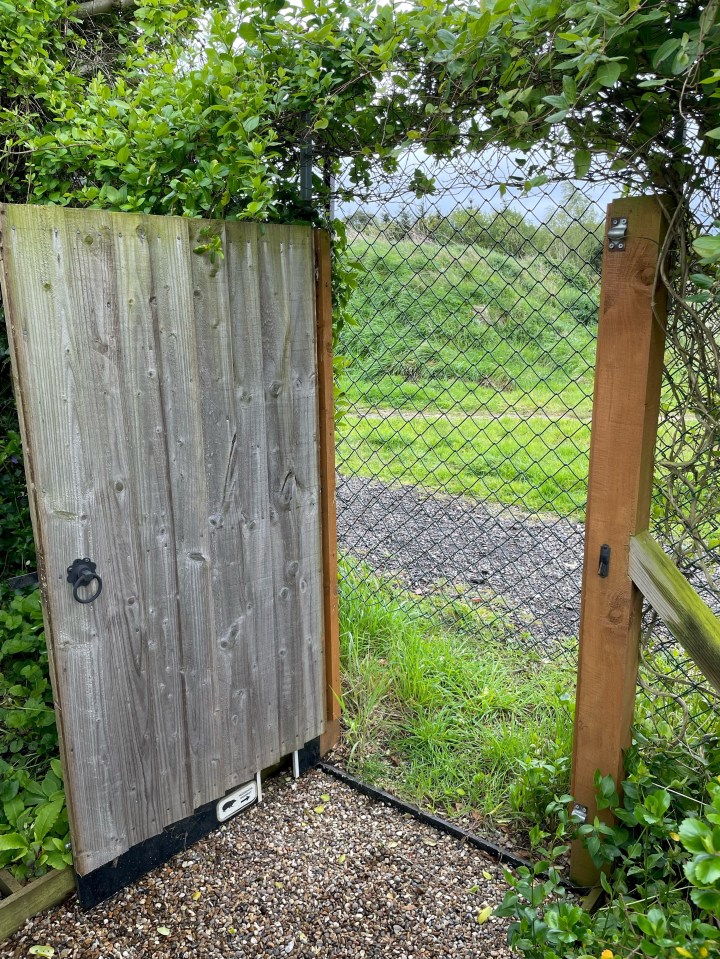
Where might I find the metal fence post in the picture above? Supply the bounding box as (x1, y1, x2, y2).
(570, 196, 668, 886)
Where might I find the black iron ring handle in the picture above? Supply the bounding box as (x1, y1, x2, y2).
(72, 571, 103, 605)
(67, 558, 103, 605)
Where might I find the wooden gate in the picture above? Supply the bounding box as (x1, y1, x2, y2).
(0, 205, 339, 905)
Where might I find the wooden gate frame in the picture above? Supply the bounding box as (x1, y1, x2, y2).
(570, 196, 720, 885)
(314, 228, 341, 754)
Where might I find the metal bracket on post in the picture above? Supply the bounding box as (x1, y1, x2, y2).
(607, 217, 627, 251)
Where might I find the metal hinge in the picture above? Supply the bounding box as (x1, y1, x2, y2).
(607, 217, 627, 251)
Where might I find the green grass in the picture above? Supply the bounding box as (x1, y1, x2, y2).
(343, 374, 595, 419)
(337, 411, 591, 519)
(339, 235, 598, 418)
(338, 557, 575, 827)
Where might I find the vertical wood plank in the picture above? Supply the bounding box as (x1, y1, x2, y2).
(189, 220, 282, 782)
(143, 215, 219, 810)
(314, 229, 341, 749)
(570, 196, 668, 886)
(111, 214, 196, 833)
(258, 226, 324, 756)
(223, 224, 285, 771)
(0, 205, 82, 863)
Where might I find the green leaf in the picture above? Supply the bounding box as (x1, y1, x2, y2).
(679, 817, 712, 853)
(694, 854, 720, 884)
(33, 798, 64, 842)
(0, 832, 28, 851)
(596, 62, 622, 87)
(693, 235, 720, 263)
(690, 886, 720, 914)
(653, 38, 681, 69)
(573, 149, 591, 179)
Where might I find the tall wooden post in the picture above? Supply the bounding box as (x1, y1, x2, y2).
(314, 228, 341, 755)
(570, 197, 668, 886)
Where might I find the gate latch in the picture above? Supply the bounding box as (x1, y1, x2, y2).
(607, 217, 627, 251)
(67, 557, 103, 605)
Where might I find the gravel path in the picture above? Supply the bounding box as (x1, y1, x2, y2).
(5, 770, 513, 959)
(337, 474, 585, 646)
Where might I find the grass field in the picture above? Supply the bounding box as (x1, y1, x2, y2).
(339, 234, 599, 420)
(337, 410, 591, 519)
(336, 233, 597, 517)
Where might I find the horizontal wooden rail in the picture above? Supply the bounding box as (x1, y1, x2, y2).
(0, 868, 75, 941)
(629, 531, 720, 694)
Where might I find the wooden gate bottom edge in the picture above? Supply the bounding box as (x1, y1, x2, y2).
(75, 736, 322, 910)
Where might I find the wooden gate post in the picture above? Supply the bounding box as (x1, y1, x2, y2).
(570, 196, 668, 886)
(314, 229, 341, 754)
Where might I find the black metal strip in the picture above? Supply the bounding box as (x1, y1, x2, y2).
(319, 762, 537, 874)
(297, 735, 321, 776)
(7, 571, 39, 590)
(74, 797, 222, 909)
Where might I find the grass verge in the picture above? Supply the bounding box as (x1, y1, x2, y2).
(338, 556, 575, 830)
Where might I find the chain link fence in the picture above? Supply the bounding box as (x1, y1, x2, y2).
(334, 152, 606, 666)
(331, 149, 719, 738)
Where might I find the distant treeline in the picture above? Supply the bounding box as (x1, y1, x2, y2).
(345, 193, 604, 278)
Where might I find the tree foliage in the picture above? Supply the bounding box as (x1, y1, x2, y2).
(0, 2, 717, 247)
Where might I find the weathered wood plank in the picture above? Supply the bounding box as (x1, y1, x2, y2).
(188, 220, 279, 785)
(112, 214, 196, 834)
(629, 532, 720, 693)
(0, 869, 75, 942)
(570, 196, 668, 886)
(2, 206, 142, 872)
(258, 227, 324, 756)
(314, 229, 341, 741)
(221, 223, 283, 773)
(0, 870, 22, 897)
(143, 214, 221, 811)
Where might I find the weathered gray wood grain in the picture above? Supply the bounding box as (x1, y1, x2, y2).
(144, 214, 221, 811)
(112, 215, 195, 833)
(0, 204, 324, 877)
(629, 531, 720, 694)
(258, 228, 324, 755)
(2, 206, 140, 872)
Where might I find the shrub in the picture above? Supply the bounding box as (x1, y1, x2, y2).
(0, 590, 71, 878)
(496, 736, 720, 959)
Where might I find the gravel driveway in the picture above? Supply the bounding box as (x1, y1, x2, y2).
(6, 769, 513, 959)
(337, 474, 585, 647)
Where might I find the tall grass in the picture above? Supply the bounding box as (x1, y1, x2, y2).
(338, 558, 576, 827)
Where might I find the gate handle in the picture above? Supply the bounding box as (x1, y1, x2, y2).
(67, 557, 103, 605)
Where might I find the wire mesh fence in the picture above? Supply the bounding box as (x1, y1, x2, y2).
(330, 148, 720, 738)
(333, 153, 607, 667)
